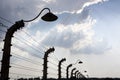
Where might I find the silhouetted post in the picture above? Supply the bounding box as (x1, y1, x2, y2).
(75, 70, 79, 78)
(70, 68, 76, 78)
(78, 72, 86, 78)
(58, 58, 66, 79)
(43, 47, 55, 80)
(79, 72, 82, 78)
(86, 75, 89, 78)
(66, 64, 72, 79)
(77, 72, 80, 79)
(0, 8, 58, 80)
(1, 20, 24, 80)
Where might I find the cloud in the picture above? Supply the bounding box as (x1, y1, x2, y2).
(45, 0, 105, 13)
(70, 38, 111, 54)
(0, 0, 107, 36)
(0, 0, 110, 55)
(26, 7, 90, 33)
(0, 0, 46, 22)
(0, 0, 106, 22)
(41, 16, 111, 54)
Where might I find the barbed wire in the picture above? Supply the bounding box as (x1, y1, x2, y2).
(13, 37, 44, 56)
(11, 53, 43, 67)
(12, 52, 43, 65)
(9, 72, 41, 77)
(0, 16, 14, 24)
(12, 44, 43, 59)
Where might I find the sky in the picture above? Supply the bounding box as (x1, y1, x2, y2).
(0, 0, 120, 79)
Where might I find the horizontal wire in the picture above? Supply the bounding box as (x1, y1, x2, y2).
(62, 63, 68, 68)
(14, 33, 45, 53)
(52, 54, 59, 62)
(10, 77, 41, 80)
(48, 66, 58, 71)
(48, 61, 58, 67)
(10, 76, 41, 79)
(48, 56, 59, 63)
(0, 16, 14, 24)
(0, 29, 6, 33)
(13, 37, 44, 56)
(21, 29, 48, 50)
(61, 67, 66, 71)
(48, 59, 59, 66)
(12, 52, 43, 65)
(0, 22, 9, 28)
(61, 70, 67, 74)
(48, 72, 58, 77)
(11, 66, 41, 73)
(11, 54, 43, 67)
(11, 63, 42, 72)
(10, 72, 41, 77)
(12, 43, 43, 59)
(0, 36, 4, 39)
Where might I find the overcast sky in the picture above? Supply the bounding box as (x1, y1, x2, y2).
(0, 0, 120, 79)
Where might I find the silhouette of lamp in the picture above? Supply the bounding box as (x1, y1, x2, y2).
(72, 59, 83, 65)
(24, 8, 58, 22)
(1, 8, 58, 80)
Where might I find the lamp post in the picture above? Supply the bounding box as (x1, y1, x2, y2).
(72, 59, 83, 65)
(0, 8, 58, 80)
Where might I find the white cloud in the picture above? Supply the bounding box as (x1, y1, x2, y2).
(41, 16, 110, 54)
(0, 0, 110, 55)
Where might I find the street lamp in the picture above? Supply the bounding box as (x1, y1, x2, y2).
(72, 59, 83, 65)
(24, 8, 57, 22)
(1, 8, 58, 80)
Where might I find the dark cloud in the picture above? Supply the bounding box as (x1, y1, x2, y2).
(0, 0, 45, 22)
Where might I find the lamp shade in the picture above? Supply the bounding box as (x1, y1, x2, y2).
(78, 61, 83, 64)
(41, 12, 58, 22)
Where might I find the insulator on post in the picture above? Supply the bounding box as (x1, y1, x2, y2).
(2, 49, 4, 51)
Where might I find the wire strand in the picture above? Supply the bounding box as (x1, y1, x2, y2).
(0, 16, 14, 24)
(12, 54, 43, 67)
(14, 32, 45, 53)
(11, 63, 42, 71)
(12, 44, 43, 59)
(13, 37, 44, 56)
(11, 66, 41, 73)
(10, 72, 41, 77)
(12, 52, 43, 65)
(21, 29, 48, 50)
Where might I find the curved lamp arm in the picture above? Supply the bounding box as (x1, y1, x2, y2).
(23, 8, 56, 22)
(72, 59, 83, 65)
